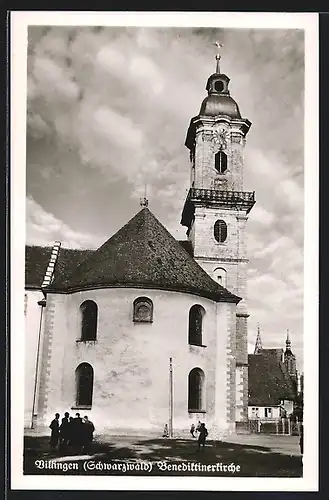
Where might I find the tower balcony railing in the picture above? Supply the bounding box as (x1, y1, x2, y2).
(189, 187, 255, 205)
(181, 187, 256, 227)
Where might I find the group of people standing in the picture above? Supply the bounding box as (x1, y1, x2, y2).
(49, 412, 95, 453)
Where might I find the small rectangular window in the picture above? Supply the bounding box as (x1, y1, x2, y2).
(265, 407, 272, 418)
(251, 407, 259, 417)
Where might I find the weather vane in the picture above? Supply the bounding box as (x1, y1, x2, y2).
(213, 41, 224, 73)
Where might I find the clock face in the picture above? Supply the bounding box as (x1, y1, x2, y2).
(212, 128, 229, 148)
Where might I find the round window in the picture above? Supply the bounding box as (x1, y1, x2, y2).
(214, 80, 224, 92)
(214, 220, 227, 243)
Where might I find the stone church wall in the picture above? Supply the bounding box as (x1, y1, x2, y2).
(32, 287, 236, 437)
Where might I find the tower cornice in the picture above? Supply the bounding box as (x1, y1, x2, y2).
(185, 115, 251, 150)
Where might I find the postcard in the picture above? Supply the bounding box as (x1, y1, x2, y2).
(10, 10, 319, 491)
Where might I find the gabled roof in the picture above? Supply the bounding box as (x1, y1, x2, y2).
(248, 350, 297, 406)
(31, 207, 240, 303)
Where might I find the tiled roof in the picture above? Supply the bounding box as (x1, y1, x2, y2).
(248, 350, 296, 406)
(178, 240, 194, 257)
(260, 348, 284, 361)
(44, 208, 240, 303)
(25, 245, 94, 288)
(25, 245, 53, 288)
(52, 247, 95, 285)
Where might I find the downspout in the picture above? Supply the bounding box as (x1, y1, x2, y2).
(31, 294, 47, 429)
(169, 357, 173, 438)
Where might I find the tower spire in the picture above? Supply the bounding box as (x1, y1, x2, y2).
(285, 329, 291, 350)
(213, 41, 224, 74)
(254, 323, 263, 354)
(140, 184, 149, 208)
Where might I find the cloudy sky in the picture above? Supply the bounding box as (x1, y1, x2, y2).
(26, 25, 304, 368)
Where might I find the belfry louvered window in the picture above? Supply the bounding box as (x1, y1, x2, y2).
(215, 151, 227, 173)
(214, 220, 227, 243)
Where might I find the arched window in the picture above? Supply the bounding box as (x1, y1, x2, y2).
(188, 368, 205, 412)
(133, 297, 153, 323)
(214, 220, 227, 243)
(188, 305, 205, 346)
(75, 363, 93, 407)
(215, 151, 227, 174)
(80, 300, 98, 341)
(213, 267, 227, 287)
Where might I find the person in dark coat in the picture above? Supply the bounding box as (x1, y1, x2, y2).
(190, 424, 196, 438)
(197, 423, 208, 452)
(59, 412, 71, 449)
(70, 413, 83, 451)
(82, 416, 95, 453)
(49, 413, 60, 449)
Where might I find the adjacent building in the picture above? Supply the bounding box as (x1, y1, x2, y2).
(248, 326, 301, 425)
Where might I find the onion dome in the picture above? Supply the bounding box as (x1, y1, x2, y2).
(199, 72, 241, 119)
(199, 43, 241, 118)
(185, 43, 249, 150)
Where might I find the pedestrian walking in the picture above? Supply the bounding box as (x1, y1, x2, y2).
(190, 423, 196, 438)
(197, 423, 208, 452)
(49, 413, 60, 450)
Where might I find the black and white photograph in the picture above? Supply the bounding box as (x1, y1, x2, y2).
(10, 11, 318, 491)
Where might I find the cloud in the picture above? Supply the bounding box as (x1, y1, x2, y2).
(250, 205, 275, 227)
(129, 55, 164, 95)
(26, 196, 104, 249)
(96, 45, 126, 77)
(33, 56, 80, 102)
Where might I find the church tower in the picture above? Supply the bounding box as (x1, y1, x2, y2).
(254, 324, 263, 354)
(181, 45, 255, 424)
(284, 329, 297, 380)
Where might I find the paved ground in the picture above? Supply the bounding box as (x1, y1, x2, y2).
(23, 432, 302, 477)
(220, 433, 301, 457)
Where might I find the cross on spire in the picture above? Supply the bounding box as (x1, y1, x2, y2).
(254, 323, 263, 354)
(213, 41, 224, 73)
